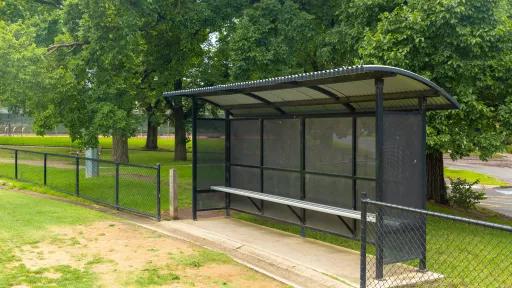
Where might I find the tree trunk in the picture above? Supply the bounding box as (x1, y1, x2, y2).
(145, 116, 159, 150)
(427, 150, 448, 204)
(173, 105, 187, 161)
(112, 134, 129, 163)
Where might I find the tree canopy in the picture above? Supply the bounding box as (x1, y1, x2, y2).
(2, 0, 512, 198)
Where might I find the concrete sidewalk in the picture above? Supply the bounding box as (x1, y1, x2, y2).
(141, 217, 360, 288)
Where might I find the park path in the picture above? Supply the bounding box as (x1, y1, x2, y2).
(445, 154, 512, 217)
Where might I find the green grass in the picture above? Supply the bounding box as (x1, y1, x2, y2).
(0, 144, 193, 215)
(0, 135, 178, 151)
(0, 189, 109, 288)
(444, 167, 509, 186)
(235, 203, 512, 287)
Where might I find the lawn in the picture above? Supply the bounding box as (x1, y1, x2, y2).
(0, 142, 193, 216)
(444, 167, 509, 186)
(1, 136, 512, 286)
(0, 135, 179, 151)
(0, 189, 285, 288)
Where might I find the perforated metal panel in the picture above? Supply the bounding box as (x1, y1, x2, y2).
(305, 118, 352, 175)
(263, 170, 301, 198)
(382, 112, 423, 208)
(196, 119, 225, 210)
(230, 166, 261, 214)
(356, 117, 376, 178)
(197, 120, 225, 191)
(263, 119, 301, 170)
(305, 174, 352, 208)
(230, 120, 261, 166)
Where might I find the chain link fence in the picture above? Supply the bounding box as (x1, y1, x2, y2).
(0, 147, 161, 220)
(360, 197, 512, 287)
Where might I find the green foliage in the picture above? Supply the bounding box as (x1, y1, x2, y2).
(359, 0, 512, 160)
(447, 177, 486, 209)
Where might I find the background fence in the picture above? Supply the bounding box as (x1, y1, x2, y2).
(360, 197, 512, 287)
(0, 147, 161, 220)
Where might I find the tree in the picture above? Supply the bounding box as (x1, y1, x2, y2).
(359, 0, 512, 203)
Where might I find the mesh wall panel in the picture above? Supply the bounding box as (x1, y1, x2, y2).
(305, 118, 352, 175)
(356, 117, 376, 178)
(380, 112, 425, 264)
(305, 174, 352, 208)
(263, 119, 300, 170)
(230, 120, 260, 166)
(382, 112, 423, 208)
(197, 192, 225, 210)
(264, 202, 302, 224)
(305, 211, 355, 237)
(263, 169, 300, 198)
(196, 119, 225, 191)
(230, 166, 261, 214)
(262, 169, 302, 224)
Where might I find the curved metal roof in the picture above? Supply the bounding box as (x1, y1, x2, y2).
(163, 65, 458, 116)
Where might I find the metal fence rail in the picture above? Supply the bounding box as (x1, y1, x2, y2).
(360, 196, 512, 288)
(0, 147, 161, 220)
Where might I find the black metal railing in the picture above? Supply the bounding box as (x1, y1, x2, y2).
(0, 147, 161, 220)
(360, 195, 512, 287)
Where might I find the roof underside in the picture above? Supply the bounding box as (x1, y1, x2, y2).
(163, 65, 459, 117)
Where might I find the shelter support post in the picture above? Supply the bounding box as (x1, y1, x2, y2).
(419, 96, 428, 271)
(299, 117, 306, 237)
(192, 97, 198, 221)
(375, 78, 385, 280)
(225, 112, 231, 217)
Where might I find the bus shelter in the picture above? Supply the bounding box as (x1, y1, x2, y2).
(164, 65, 458, 278)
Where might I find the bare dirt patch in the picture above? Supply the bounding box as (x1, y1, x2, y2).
(16, 220, 285, 287)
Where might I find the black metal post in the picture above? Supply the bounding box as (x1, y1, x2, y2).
(43, 153, 47, 186)
(299, 117, 306, 237)
(14, 149, 18, 179)
(115, 162, 120, 210)
(419, 96, 427, 271)
(259, 118, 264, 215)
(156, 163, 161, 221)
(225, 112, 231, 217)
(352, 116, 357, 238)
(192, 97, 198, 220)
(75, 156, 80, 197)
(375, 78, 385, 280)
(360, 192, 368, 288)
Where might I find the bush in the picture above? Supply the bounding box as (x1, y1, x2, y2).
(448, 177, 486, 209)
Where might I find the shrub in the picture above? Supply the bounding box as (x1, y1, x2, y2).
(447, 177, 486, 209)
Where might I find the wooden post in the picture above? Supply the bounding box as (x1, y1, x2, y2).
(169, 168, 178, 219)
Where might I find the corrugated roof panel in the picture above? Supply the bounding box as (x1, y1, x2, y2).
(322, 79, 375, 97)
(230, 107, 281, 116)
(202, 94, 261, 106)
(164, 65, 459, 115)
(427, 96, 451, 107)
(383, 75, 430, 94)
(282, 104, 348, 114)
(253, 87, 331, 102)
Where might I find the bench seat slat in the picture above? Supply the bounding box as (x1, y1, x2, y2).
(210, 186, 375, 222)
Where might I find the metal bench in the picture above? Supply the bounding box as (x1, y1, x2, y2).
(210, 186, 375, 222)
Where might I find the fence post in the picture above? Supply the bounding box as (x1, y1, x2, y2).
(75, 156, 79, 197)
(14, 149, 18, 179)
(156, 163, 161, 221)
(360, 192, 368, 288)
(115, 162, 120, 210)
(43, 153, 47, 185)
(169, 168, 178, 220)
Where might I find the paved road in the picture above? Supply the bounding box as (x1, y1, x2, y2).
(445, 157, 512, 218)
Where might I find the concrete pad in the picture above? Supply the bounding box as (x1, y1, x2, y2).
(158, 217, 361, 288)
